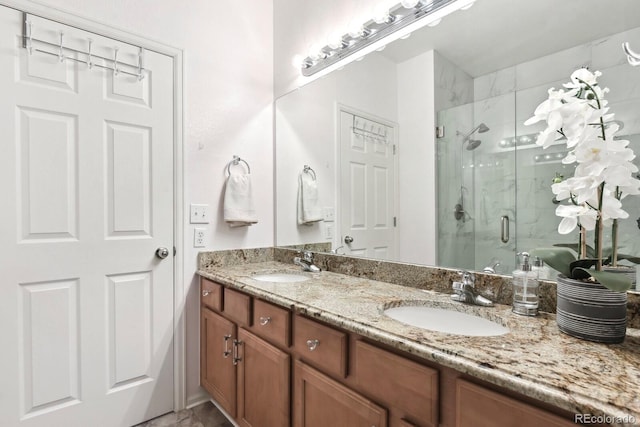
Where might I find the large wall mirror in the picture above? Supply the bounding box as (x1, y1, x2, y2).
(275, 0, 640, 285)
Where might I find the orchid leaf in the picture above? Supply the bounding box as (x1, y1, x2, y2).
(570, 259, 597, 278)
(617, 254, 640, 264)
(530, 248, 576, 278)
(552, 243, 595, 258)
(572, 268, 633, 292)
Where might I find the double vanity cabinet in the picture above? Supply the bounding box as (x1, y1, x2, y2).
(200, 276, 578, 427)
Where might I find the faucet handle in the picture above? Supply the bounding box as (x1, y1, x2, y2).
(302, 250, 313, 262)
(452, 281, 464, 292)
(458, 270, 475, 284)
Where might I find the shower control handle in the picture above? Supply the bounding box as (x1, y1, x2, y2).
(501, 216, 510, 243)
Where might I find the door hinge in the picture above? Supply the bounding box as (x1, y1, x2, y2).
(393, 217, 397, 227)
(393, 144, 396, 155)
(436, 126, 445, 138)
(173, 246, 177, 256)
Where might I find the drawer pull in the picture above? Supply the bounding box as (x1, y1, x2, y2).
(259, 316, 272, 326)
(202, 290, 210, 297)
(223, 334, 232, 358)
(233, 339, 243, 365)
(306, 339, 320, 351)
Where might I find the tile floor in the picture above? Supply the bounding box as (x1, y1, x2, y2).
(134, 402, 233, 427)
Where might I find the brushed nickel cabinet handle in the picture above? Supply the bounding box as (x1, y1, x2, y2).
(306, 339, 319, 351)
(223, 334, 231, 358)
(259, 316, 271, 326)
(233, 339, 243, 365)
(202, 290, 210, 297)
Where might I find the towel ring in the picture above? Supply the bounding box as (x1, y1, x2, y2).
(226, 155, 251, 176)
(303, 165, 316, 180)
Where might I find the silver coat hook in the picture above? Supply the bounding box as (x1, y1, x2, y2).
(58, 31, 65, 62)
(113, 47, 119, 75)
(623, 42, 640, 66)
(86, 39, 93, 69)
(25, 20, 33, 55)
(137, 47, 145, 81)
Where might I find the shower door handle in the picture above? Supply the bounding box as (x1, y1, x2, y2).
(500, 216, 510, 243)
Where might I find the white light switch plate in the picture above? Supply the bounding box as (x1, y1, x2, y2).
(325, 224, 333, 240)
(190, 204, 210, 224)
(323, 207, 335, 222)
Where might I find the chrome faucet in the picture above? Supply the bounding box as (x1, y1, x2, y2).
(451, 270, 493, 307)
(483, 260, 501, 274)
(293, 251, 320, 272)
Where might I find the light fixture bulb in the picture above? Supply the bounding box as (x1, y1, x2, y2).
(308, 43, 326, 61)
(376, 45, 386, 52)
(427, 18, 442, 27)
(400, 33, 412, 40)
(291, 54, 304, 69)
(400, 0, 421, 8)
(373, 4, 393, 24)
(348, 22, 365, 38)
(328, 32, 345, 50)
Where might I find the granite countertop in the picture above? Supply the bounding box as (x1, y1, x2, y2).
(198, 260, 640, 426)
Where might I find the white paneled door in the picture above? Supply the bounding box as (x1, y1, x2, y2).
(0, 7, 175, 427)
(340, 111, 397, 261)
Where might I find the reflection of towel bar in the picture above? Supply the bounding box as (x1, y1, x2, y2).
(303, 165, 316, 180)
(226, 155, 251, 176)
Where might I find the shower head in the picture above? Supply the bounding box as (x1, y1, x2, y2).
(465, 139, 482, 150)
(458, 123, 490, 142)
(475, 123, 490, 133)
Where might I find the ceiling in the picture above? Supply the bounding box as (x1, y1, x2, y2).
(380, 0, 640, 77)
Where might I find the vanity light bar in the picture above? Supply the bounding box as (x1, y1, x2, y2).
(300, 0, 475, 77)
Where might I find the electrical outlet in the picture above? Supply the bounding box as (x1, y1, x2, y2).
(194, 228, 207, 247)
(190, 204, 210, 224)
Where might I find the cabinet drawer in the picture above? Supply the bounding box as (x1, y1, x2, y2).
(354, 340, 438, 426)
(293, 315, 347, 378)
(201, 278, 222, 311)
(251, 299, 291, 348)
(223, 288, 251, 327)
(456, 379, 575, 427)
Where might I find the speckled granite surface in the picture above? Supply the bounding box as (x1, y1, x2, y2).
(197, 249, 640, 426)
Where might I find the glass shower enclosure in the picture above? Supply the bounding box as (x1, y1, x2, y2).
(435, 44, 640, 276)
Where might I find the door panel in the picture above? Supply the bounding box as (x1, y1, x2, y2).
(0, 8, 175, 426)
(340, 111, 397, 261)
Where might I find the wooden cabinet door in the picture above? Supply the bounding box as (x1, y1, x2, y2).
(294, 360, 387, 427)
(201, 308, 237, 417)
(456, 380, 575, 427)
(237, 329, 291, 427)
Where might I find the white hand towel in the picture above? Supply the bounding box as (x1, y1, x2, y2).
(224, 173, 258, 227)
(297, 172, 323, 225)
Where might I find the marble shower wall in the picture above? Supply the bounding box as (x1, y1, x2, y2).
(437, 25, 640, 274)
(434, 53, 475, 270)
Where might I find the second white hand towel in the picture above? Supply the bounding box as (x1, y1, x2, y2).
(297, 172, 323, 225)
(224, 173, 258, 227)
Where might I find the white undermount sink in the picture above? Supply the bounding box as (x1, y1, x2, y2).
(384, 305, 509, 337)
(251, 273, 310, 283)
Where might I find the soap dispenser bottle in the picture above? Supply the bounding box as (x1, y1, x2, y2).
(512, 252, 539, 316)
(532, 256, 550, 280)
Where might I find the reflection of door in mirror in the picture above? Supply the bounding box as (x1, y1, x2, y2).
(339, 110, 397, 261)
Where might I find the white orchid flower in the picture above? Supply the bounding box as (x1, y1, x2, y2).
(555, 204, 598, 233)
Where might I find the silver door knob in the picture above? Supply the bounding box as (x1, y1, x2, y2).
(344, 235, 354, 244)
(155, 247, 170, 259)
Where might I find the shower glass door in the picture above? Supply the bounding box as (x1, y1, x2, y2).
(436, 93, 517, 274)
